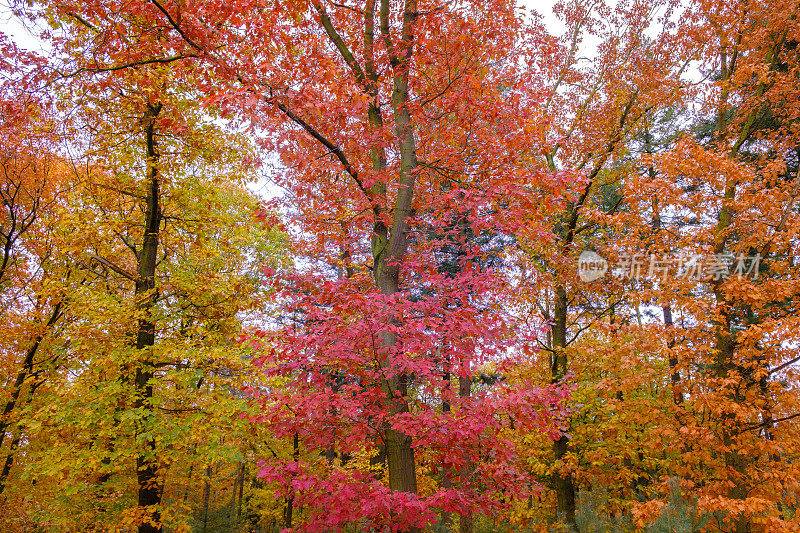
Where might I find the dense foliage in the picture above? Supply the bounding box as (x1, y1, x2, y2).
(1, 0, 799, 531)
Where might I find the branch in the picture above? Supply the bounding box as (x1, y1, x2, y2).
(89, 253, 138, 282)
(544, 2, 594, 112)
(740, 412, 800, 433)
(65, 11, 100, 33)
(561, 90, 639, 251)
(769, 354, 800, 377)
(157, 406, 204, 413)
(92, 181, 145, 199)
(379, 0, 398, 67)
(330, 0, 365, 14)
(149, 0, 204, 51)
(566, 300, 620, 346)
(313, 0, 367, 86)
(58, 55, 194, 78)
(144, 1, 379, 209)
(264, 91, 374, 203)
(759, 161, 800, 260)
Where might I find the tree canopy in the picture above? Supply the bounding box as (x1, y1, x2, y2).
(1, 0, 800, 531)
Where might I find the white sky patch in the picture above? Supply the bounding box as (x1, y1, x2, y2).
(1, 5, 51, 54)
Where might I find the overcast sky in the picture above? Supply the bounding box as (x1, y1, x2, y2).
(2, 0, 563, 53)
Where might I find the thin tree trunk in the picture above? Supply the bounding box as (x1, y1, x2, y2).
(457, 374, 473, 533)
(0, 299, 63, 494)
(236, 462, 245, 522)
(439, 346, 452, 529)
(646, 124, 685, 412)
(661, 305, 685, 406)
(184, 458, 195, 505)
(551, 285, 576, 530)
(541, 91, 637, 529)
(0, 432, 20, 494)
(230, 463, 238, 521)
(202, 464, 212, 533)
(135, 102, 164, 533)
(284, 433, 299, 529)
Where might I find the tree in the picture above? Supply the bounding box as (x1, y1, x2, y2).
(617, 0, 800, 529)
(0, 12, 287, 531)
(506, 0, 691, 526)
(8, 0, 800, 531)
(0, 46, 74, 499)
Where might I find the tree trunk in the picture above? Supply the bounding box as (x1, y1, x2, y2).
(551, 285, 576, 530)
(184, 458, 195, 505)
(439, 347, 453, 529)
(372, 1, 421, 529)
(135, 102, 164, 533)
(0, 299, 63, 495)
(236, 462, 245, 521)
(0, 432, 20, 494)
(284, 432, 299, 529)
(708, 46, 752, 530)
(303, 0, 422, 527)
(457, 374, 473, 533)
(201, 464, 212, 533)
(661, 305, 685, 406)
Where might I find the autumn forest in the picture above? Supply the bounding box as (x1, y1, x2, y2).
(1, 0, 799, 531)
